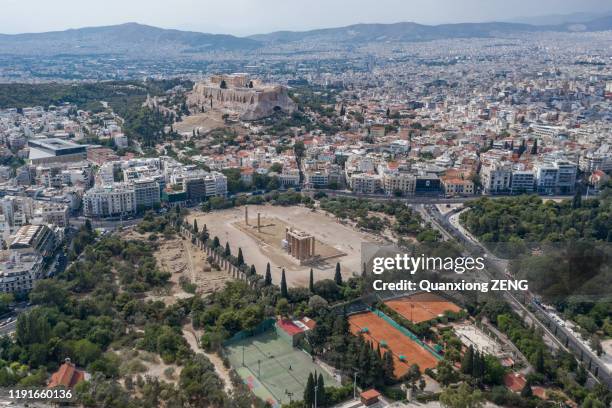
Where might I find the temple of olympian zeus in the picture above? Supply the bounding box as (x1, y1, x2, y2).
(244, 206, 316, 262)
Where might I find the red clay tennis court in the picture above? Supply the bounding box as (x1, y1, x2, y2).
(385, 293, 462, 323)
(348, 311, 438, 377)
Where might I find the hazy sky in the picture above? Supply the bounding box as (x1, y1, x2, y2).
(1, 0, 609, 36)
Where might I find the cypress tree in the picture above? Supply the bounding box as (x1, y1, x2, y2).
(224, 242, 231, 257)
(383, 351, 395, 382)
(521, 379, 533, 398)
(213, 236, 220, 248)
(535, 348, 545, 373)
(280, 269, 288, 298)
(572, 190, 582, 209)
(531, 139, 538, 155)
(265, 263, 272, 286)
(309, 268, 314, 292)
(334, 262, 342, 285)
(304, 373, 314, 407)
(249, 264, 256, 276)
(317, 372, 325, 406)
(237, 248, 244, 265)
(461, 345, 474, 375)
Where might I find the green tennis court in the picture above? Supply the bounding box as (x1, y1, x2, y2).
(225, 330, 338, 406)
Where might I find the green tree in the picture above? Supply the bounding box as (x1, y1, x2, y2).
(383, 351, 394, 382)
(264, 263, 272, 286)
(317, 372, 326, 407)
(304, 372, 315, 407)
(193, 219, 198, 233)
(280, 269, 288, 298)
(180, 354, 225, 406)
(530, 139, 538, 155)
(237, 248, 244, 266)
(461, 345, 474, 375)
(520, 379, 533, 398)
(334, 263, 342, 285)
(224, 242, 231, 257)
(534, 348, 545, 373)
(439, 383, 484, 408)
(309, 268, 314, 292)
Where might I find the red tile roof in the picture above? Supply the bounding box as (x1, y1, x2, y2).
(48, 360, 85, 389)
(277, 319, 304, 336)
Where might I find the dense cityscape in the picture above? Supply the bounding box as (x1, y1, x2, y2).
(0, 5, 609, 408)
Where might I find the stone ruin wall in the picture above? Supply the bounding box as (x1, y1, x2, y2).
(188, 80, 297, 121)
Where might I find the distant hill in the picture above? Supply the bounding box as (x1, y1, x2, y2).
(1, 18, 612, 57)
(0, 22, 260, 56)
(250, 18, 612, 45)
(249, 21, 542, 44)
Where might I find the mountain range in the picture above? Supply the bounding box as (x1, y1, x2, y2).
(0, 16, 611, 57)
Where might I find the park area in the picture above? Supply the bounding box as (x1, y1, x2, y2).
(385, 293, 462, 323)
(348, 311, 439, 377)
(225, 330, 338, 407)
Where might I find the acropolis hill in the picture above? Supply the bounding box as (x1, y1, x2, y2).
(188, 74, 297, 121)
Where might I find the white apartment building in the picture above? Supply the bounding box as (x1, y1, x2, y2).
(579, 146, 612, 173)
(535, 160, 577, 195)
(279, 168, 300, 187)
(381, 171, 416, 196)
(0, 252, 44, 294)
(350, 173, 382, 194)
(83, 183, 136, 217)
(481, 162, 512, 194)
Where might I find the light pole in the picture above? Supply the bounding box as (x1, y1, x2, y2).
(353, 372, 358, 399)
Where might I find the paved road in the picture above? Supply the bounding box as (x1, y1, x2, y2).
(304, 188, 579, 205)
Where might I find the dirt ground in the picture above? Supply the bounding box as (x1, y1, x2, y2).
(187, 205, 377, 287)
(234, 217, 344, 260)
(182, 322, 234, 394)
(122, 229, 230, 304)
(117, 349, 181, 385)
(601, 339, 612, 372)
(174, 110, 225, 134)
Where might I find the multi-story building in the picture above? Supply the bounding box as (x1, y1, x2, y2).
(381, 171, 416, 196)
(305, 170, 329, 188)
(9, 224, 56, 258)
(82, 183, 136, 217)
(535, 160, 577, 195)
(441, 177, 474, 197)
(481, 162, 512, 194)
(350, 173, 382, 194)
(28, 138, 87, 165)
(579, 146, 612, 173)
(0, 252, 44, 293)
(133, 178, 161, 210)
(279, 168, 300, 188)
(510, 170, 535, 194)
(39, 203, 70, 227)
